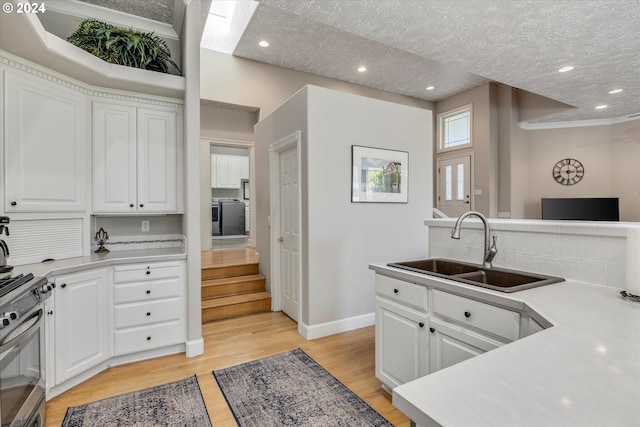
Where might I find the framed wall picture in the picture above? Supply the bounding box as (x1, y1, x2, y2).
(351, 145, 408, 203)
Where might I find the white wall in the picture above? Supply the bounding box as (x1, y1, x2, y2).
(256, 85, 433, 334)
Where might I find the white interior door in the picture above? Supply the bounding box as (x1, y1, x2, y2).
(437, 155, 471, 217)
(279, 145, 300, 322)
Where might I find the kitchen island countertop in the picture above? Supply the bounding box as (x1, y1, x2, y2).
(370, 263, 640, 427)
(10, 247, 186, 278)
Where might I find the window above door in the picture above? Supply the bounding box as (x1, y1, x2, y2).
(437, 104, 473, 153)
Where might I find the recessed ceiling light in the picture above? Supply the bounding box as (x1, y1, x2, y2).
(426, 86, 435, 91)
(595, 105, 608, 109)
(357, 66, 367, 72)
(558, 66, 574, 73)
(258, 40, 269, 47)
(608, 89, 623, 94)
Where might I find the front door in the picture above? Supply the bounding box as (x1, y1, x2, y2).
(437, 155, 471, 217)
(279, 145, 300, 322)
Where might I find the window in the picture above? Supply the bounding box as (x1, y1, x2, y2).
(437, 104, 472, 152)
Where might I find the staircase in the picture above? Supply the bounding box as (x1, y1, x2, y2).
(201, 249, 271, 322)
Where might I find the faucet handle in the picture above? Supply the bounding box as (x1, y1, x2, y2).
(492, 235, 498, 247)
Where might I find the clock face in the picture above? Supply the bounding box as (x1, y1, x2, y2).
(553, 158, 584, 185)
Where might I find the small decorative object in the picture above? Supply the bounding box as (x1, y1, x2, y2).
(552, 158, 584, 185)
(95, 227, 110, 253)
(351, 145, 408, 203)
(67, 19, 181, 75)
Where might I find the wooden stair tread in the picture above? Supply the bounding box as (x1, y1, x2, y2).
(202, 291, 271, 309)
(202, 274, 265, 286)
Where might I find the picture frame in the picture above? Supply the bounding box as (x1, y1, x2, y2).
(351, 145, 408, 203)
(242, 179, 250, 200)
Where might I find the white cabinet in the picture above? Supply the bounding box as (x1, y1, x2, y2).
(428, 318, 500, 373)
(211, 154, 249, 189)
(93, 101, 182, 213)
(3, 68, 87, 212)
(112, 261, 186, 356)
(52, 268, 110, 384)
(375, 275, 428, 391)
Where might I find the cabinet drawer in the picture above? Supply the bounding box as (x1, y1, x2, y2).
(113, 262, 181, 283)
(375, 275, 427, 312)
(114, 278, 182, 304)
(115, 298, 182, 329)
(114, 321, 185, 356)
(432, 289, 520, 341)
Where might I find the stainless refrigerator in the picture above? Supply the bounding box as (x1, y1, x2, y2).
(219, 199, 245, 235)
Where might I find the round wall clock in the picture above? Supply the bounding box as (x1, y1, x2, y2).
(552, 158, 584, 185)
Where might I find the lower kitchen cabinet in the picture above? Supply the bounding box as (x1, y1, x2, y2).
(375, 299, 428, 390)
(428, 318, 500, 372)
(52, 268, 110, 384)
(112, 261, 186, 356)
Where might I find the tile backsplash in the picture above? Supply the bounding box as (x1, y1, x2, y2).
(426, 219, 632, 289)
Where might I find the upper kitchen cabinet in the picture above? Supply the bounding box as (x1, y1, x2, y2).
(93, 101, 183, 214)
(3, 68, 87, 212)
(211, 154, 249, 189)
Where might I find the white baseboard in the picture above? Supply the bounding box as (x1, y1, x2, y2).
(299, 312, 375, 340)
(185, 337, 204, 357)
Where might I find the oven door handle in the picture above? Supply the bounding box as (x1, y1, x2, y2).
(0, 308, 43, 352)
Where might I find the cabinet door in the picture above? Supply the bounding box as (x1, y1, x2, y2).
(429, 319, 499, 373)
(375, 299, 428, 390)
(53, 269, 110, 384)
(92, 102, 137, 212)
(240, 156, 250, 180)
(213, 155, 230, 188)
(4, 69, 87, 212)
(137, 107, 178, 212)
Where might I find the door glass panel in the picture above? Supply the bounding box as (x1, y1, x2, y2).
(445, 165, 452, 201)
(457, 163, 465, 200)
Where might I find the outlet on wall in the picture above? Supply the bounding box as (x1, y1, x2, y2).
(141, 220, 150, 232)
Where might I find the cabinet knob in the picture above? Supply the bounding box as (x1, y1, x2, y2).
(129, 203, 134, 208)
(146, 336, 151, 341)
(393, 288, 399, 294)
(139, 203, 144, 208)
(47, 310, 54, 316)
(146, 270, 151, 275)
(146, 289, 151, 294)
(429, 327, 436, 333)
(10, 201, 17, 206)
(464, 311, 471, 318)
(61, 283, 67, 288)
(418, 322, 425, 328)
(146, 312, 151, 316)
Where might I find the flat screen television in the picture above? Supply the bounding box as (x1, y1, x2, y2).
(541, 198, 619, 221)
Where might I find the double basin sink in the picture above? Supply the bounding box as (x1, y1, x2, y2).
(387, 258, 564, 293)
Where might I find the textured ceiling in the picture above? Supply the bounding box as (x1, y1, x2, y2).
(78, 0, 174, 24)
(233, 0, 640, 123)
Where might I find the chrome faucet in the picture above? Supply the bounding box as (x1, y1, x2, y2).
(451, 210, 498, 268)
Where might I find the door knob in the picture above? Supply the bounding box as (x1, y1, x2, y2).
(277, 237, 283, 242)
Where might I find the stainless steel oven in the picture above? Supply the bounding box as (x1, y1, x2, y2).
(0, 274, 53, 427)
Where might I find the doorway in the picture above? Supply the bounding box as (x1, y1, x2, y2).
(203, 138, 255, 250)
(269, 132, 302, 324)
(436, 154, 472, 217)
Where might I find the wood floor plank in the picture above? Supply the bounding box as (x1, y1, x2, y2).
(45, 312, 409, 427)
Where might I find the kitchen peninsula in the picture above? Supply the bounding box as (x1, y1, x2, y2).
(371, 218, 640, 426)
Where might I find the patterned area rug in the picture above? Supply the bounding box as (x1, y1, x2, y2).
(61, 375, 211, 427)
(213, 348, 393, 427)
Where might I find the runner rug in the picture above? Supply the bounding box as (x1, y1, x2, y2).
(61, 375, 211, 427)
(213, 348, 393, 426)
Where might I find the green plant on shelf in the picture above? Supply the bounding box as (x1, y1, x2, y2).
(67, 19, 181, 75)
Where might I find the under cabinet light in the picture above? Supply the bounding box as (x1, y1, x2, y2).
(595, 105, 608, 109)
(426, 86, 435, 90)
(608, 89, 623, 94)
(357, 66, 367, 72)
(558, 66, 574, 72)
(258, 40, 269, 47)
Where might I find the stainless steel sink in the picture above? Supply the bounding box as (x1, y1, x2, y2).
(387, 258, 564, 293)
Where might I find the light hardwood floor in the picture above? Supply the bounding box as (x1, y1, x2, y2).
(45, 312, 410, 426)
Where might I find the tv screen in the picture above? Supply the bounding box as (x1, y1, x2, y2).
(541, 198, 619, 221)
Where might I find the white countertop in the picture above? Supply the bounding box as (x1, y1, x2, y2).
(370, 264, 640, 427)
(7, 247, 186, 278)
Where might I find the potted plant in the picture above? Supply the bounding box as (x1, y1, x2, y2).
(67, 19, 181, 75)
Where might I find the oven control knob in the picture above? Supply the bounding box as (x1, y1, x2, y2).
(39, 282, 55, 293)
(0, 311, 18, 328)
